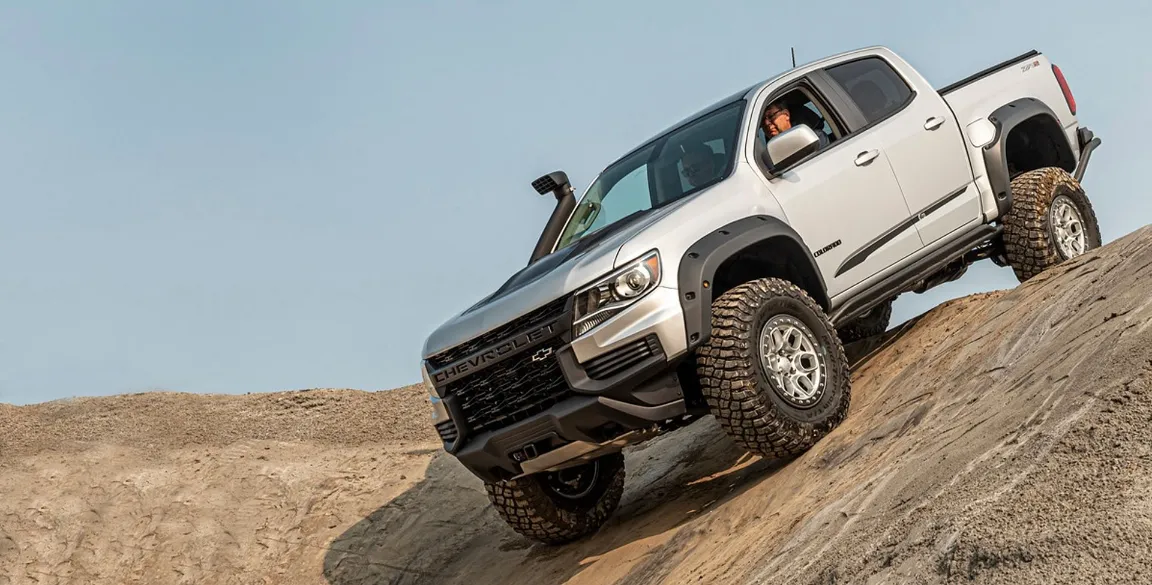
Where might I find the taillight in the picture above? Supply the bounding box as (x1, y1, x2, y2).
(1052, 64, 1076, 115)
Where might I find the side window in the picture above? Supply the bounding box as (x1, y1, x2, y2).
(759, 86, 841, 149)
(826, 57, 914, 123)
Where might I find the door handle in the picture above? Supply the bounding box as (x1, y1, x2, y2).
(854, 149, 880, 166)
(924, 116, 946, 131)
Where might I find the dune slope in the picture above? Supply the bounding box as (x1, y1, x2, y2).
(4, 226, 1152, 585)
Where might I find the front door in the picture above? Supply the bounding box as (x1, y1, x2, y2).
(752, 83, 922, 299)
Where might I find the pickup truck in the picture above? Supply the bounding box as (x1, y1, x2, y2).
(419, 46, 1103, 544)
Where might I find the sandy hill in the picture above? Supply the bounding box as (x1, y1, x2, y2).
(4, 226, 1152, 585)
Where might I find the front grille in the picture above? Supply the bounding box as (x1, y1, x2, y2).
(427, 297, 568, 370)
(584, 335, 662, 380)
(445, 337, 571, 435)
(435, 421, 458, 443)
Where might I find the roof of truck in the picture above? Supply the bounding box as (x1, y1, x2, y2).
(602, 46, 890, 169)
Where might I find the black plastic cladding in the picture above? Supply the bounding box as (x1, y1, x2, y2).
(982, 97, 1076, 217)
(677, 215, 827, 351)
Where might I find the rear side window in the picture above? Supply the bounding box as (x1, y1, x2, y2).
(826, 57, 914, 123)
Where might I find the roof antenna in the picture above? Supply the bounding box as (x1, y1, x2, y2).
(791, 47, 796, 68)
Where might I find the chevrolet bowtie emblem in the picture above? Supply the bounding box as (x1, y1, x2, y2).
(531, 347, 554, 362)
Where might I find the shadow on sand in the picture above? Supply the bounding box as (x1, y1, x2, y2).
(322, 418, 785, 585)
(844, 314, 924, 370)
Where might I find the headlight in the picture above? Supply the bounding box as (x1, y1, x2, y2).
(573, 250, 661, 337)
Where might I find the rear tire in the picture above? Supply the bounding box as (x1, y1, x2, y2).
(836, 298, 893, 343)
(1001, 167, 1102, 282)
(485, 452, 624, 545)
(696, 278, 851, 461)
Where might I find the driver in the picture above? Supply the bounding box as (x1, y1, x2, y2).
(764, 99, 830, 147)
(763, 101, 793, 138)
(679, 144, 719, 188)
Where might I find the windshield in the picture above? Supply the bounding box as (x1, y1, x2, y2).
(555, 99, 746, 250)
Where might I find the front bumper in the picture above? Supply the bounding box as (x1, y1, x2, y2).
(423, 285, 690, 483)
(454, 373, 686, 483)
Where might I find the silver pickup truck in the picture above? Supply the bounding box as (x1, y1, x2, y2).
(420, 46, 1102, 544)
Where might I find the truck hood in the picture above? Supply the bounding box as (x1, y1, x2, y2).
(422, 196, 694, 359)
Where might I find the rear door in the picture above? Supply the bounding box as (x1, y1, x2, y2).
(823, 54, 980, 247)
(749, 76, 922, 299)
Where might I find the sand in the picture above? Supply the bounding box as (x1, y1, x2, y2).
(4, 226, 1151, 585)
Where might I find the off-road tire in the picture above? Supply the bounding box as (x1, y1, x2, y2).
(1001, 167, 1102, 282)
(696, 278, 851, 460)
(484, 452, 624, 545)
(836, 298, 893, 343)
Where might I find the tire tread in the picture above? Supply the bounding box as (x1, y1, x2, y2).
(696, 278, 850, 460)
(836, 298, 893, 343)
(484, 454, 624, 545)
(1001, 167, 1102, 282)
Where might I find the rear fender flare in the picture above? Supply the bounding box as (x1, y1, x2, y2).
(983, 98, 1076, 217)
(677, 215, 829, 352)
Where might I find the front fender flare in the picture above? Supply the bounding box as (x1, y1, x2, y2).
(677, 215, 828, 352)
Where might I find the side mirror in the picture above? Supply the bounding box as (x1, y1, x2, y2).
(765, 125, 820, 173)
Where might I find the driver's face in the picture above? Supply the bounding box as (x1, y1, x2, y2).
(680, 153, 714, 187)
(764, 105, 792, 137)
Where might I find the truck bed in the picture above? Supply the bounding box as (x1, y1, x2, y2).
(936, 49, 1080, 177)
(938, 50, 1040, 96)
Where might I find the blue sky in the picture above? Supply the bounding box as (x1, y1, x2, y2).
(2, 1, 1149, 405)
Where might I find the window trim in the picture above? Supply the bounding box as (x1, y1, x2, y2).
(820, 54, 918, 136)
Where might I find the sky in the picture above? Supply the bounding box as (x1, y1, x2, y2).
(2, 1, 1150, 405)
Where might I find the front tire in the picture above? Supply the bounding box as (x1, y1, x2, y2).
(1001, 167, 1102, 282)
(485, 452, 624, 545)
(696, 278, 851, 461)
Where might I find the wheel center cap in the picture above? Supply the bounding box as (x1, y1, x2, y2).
(778, 354, 797, 373)
(772, 355, 791, 373)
